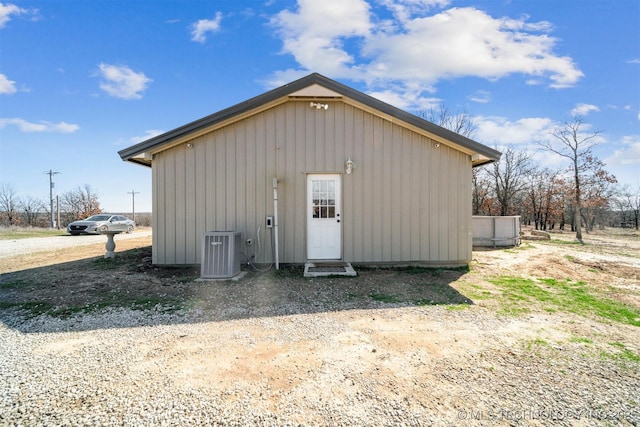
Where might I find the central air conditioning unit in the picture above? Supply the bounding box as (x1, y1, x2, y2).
(201, 231, 242, 279)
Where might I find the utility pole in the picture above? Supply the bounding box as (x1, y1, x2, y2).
(44, 169, 60, 228)
(56, 195, 61, 230)
(127, 190, 140, 223)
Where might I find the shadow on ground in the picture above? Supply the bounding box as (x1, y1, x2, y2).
(0, 246, 472, 333)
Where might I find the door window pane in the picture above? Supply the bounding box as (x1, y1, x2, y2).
(311, 179, 337, 219)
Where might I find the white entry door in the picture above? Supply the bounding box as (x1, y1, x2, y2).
(307, 174, 341, 259)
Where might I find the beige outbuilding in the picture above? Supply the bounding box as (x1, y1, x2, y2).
(119, 73, 500, 267)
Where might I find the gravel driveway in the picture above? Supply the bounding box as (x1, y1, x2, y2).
(0, 229, 153, 259)
(1, 305, 638, 426)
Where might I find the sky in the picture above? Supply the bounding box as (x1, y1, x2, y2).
(1, 0, 639, 214)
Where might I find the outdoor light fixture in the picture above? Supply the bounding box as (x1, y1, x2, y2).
(310, 101, 329, 110)
(433, 143, 441, 148)
(345, 157, 355, 174)
(186, 143, 194, 148)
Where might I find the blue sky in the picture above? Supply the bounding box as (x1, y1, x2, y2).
(1, 0, 638, 214)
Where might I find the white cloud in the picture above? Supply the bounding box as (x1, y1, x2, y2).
(0, 2, 28, 28)
(367, 89, 440, 111)
(605, 135, 640, 166)
(472, 115, 579, 170)
(378, 0, 451, 22)
(97, 63, 152, 100)
(571, 103, 599, 116)
(269, 2, 584, 109)
(474, 115, 555, 146)
(0, 118, 79, 133)
(191, 12, 222, 43)
(271, 0, 372, 78)
(130, 129, 164, 144)
(0, 73, 16, 94)
(364, 8, 582, 87)
(602, 135, 640, 187)
(260, 68, 312, 88)
(469, 90, 491, 104)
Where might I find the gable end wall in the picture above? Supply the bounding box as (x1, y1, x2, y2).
(152, 100, 472, 265)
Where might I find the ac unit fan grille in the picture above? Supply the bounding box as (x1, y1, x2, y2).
(201, 231, 242, 279)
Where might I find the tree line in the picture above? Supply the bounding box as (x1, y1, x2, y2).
(472, 119, 639, 236)
(420, 108, 639, 237)
(0, 184, 152, 228)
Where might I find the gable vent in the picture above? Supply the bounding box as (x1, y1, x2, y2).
(201, 231, 242, 279)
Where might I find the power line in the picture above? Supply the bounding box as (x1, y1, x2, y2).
(44, 169, 60, 228)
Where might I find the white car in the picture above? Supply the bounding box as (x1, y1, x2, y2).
(67, 215, 135, 235)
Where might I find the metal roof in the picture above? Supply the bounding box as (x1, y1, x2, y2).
(118, 73, 501, 167)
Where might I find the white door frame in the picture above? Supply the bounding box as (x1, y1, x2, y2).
(307, 174, 342, 260)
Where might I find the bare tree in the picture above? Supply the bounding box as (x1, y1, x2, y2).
(20, 196, 47, 227)
(60, 185, 102, 223)
(538, 117, 603, 242)
(486, 147, 533, 216)
(579, 156, 617, 231)
(525, 168, 565, 230)
(622, 185, 640, 230)
(472, 167, 494, 215)
(418, 104, 477, 138)
(0, 184, 21, 226)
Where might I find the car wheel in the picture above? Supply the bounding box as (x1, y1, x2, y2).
(98, 225, 108, 233)
(126, 225, 134, 234)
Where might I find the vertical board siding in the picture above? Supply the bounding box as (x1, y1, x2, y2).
(194, 136, 206, 261)
(174, 147, 186, 264)
(154, 100, 472, 265)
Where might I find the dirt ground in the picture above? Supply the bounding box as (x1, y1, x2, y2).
(1, 227, 639, 425)
(1, 226, 638, 315)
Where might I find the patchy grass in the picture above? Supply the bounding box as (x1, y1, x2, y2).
(504, 243, 537, 254)
(0, 296, 187, 319)
(0, 243, 199, 319)
(497, 306, 532, 317)
(455, 282, 494, 301)
(525, 338, 549, 350)
(599, 342, 640, 363)
(355, 265, 470, 276)
(413, 298, 439, 306)
(90, 247, 151, 269)
(0, 228, 67, 240)
(0, 278, 34, 290)
(569, 336, 593, 345)
(487, 276, 640, 326)
(370, 293, 400, 304)
(445, 304, 471, 311)
(402, 265, 470, 275)
(548, 239, 585, 246)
